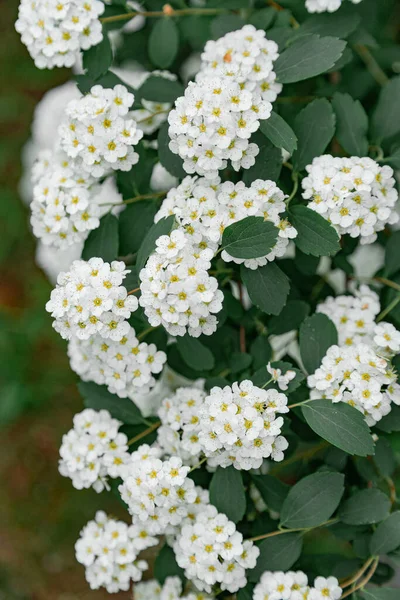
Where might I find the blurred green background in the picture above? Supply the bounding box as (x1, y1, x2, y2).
(0, 3, 129, 598)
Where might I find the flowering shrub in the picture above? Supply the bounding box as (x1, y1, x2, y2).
(15, 0, 400, 598)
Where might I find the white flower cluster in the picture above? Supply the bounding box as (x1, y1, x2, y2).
(302, 155, 399, 244)
(30, 149, 105, 248)
(308, 343, 400, 426)
(139, 229, 223, 337)
(155, 176, 297, 269)
(46, 258, 138, 341)
(173, 504, 259, 594)
(254, 571, 342, 600)
(68, 327, 167, 399)
(75, 511, 154, 594)
(119, 444, 198, 535)
(15, 0, 104, 69)
(134, 576, 214, 600)
(157, 387, 206, 464)
(306, 0, 362, 13)
(199, 380, 289, 470)
(59, 409, 129, 492)
(132, 71, 177, 135)
(59, 85, 143, 178)
(168, 25, 281, 179)
(317, 285, 400, 356)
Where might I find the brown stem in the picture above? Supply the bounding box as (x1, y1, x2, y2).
(340, 557, 374, 588)
(128, 421, 161, 446)
(354, 44, 389, 87)
(340, 558, 379, 599)
(99, 191, 167, 208)
(101, 6, 227, 23)
(127, 287, 140, 295)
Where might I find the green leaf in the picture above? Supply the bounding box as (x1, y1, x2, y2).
(298, 11, 360, 39)
(176, 335, 215, 372)
(274, 35, 346, 83)
(371, 76, 400, 143)
(137, 75, 184, 104)
(383, 148, 400, 170)
(209, 467, 246, 523)
(290, 205, 340, 258)
(250, 337, 272, 370)
(269, 300, 310, 335)
(299, 313, 338, 374)
(242, 138, 282, 184)
(376, 405, 400, 433)
(76, 71, 134, 96)
(148, 18, 179, 69)
(241, 263, 290, 316)
(82, 32, 113, 80)
(302, 400, 375, 457)
(280, 472, 344, 529)
(211, 14, 245, 38)
(221, 217, 279, 259)
(249, 533, 303, 581)
(154, 543, 185, 585)
(158, 122, 186, 179)
(370, 512, 400, 556)
(82, 214, 119, 263)
(136, 215, 175, 273)
(78, 382, 145, 425)
(248, 7, 276, 30)
(339, 489, 391, 525)
(251, 474, 290, 512)
(229, 352, 252, 374)
(292, 99, 336, 171)
(260, 112, 297, 155)
(118, 201, 159, 256)
(362, 589, 400, 600)
(384, 231, 400, 277)
(237, 583, 255, 600)
(332, 92, 369, 156)
(374, 438, 396, 477)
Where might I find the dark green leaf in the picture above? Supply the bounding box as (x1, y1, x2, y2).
(241, 263, 290, 316)
(275, 35, 346, 83)
(82, 214, 119, 262)
(82, 32, 113, 80)
(180, 15, 212, 51)
(250, 337, 272, 370)
(248, 7, 276, 30)
(302, 400, 375, 457)
(332, 92, 369, 156)
(374, 438, 396, 477)
(249, 533, 303, 581)
(269, 300, 310, 335)
(229, 352, 252, 374)
(280, 472, 344, 528)
(339, 489, 391, 525)
(154, 544, 185, 584)
(211, 14, 245, 38)
(290, 205, 340, 258)
(376, 405, 400, 433)
(370, 512, 400, 556)
(292, 99, 336, 171)
(252, 362, 304, 393)
(221, 217, 279, 259)
(237, 583, 255, 600)
(176, 336, 215, 372)
(119, 201, 159, 256)
(209, 467, 246, 523)
(251, 474, 290, 512)
(383, 148, 400, 170)
(78, 382, 145, 425)
(384, 231, 400, 277)
(371, 76, 400, 143)
(362, 589, 400, 600)
(299, 313, 338, 374)
(148, 18, 179, 69)
(136, 215, 175, 272)
(260, 112, 297, 154)
(137, 75, 184, 104)
(158, 122, 186, 179)
(242, 138, 282, 184)
(299, 11, 360, 39)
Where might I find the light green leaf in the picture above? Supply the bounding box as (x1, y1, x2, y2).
(275, 34, 346, 83)
(251, 474, 290, 512)
(299, 313, 338, 374)
(241, 263, 290, 316)
(176, 335, 215, 372)
(339, 489, 391, 525)
(82, 213, 119, 263)
(371, 76, 400, 143)
(221, 216, 279, 259)
(148, 18, 179, 69)
(332, 92, 369, 156)
(289, 205, 340, 257)
(292, 99, 336, 171)
(136, 215, 175, 272)
(209, 467, 246, 523)
(370, 512, 400, 556)
(249, 533, 303, 581)
(82, 32, 113, 80)
(260, 112, 297, 154)
(79, 382, 146, 425)
(280, 472, 344, 529)
(302, 400, 375, 457)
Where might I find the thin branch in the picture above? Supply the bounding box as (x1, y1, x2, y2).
(99, 190, 167, 208)
(100, 6, 227, 23)
(354, 44, 389, 87)
(128, 421, 161, 446)
(270, 441, 329, 474)
(377, 294, 400, 322)
(340, 557, 374, 588)
(127, 287, 140, 295)
(248, 518, 337, 543)
(340, 558, 379, 599)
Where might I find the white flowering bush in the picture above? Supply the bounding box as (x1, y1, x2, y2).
(16, 0, 400, 598)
